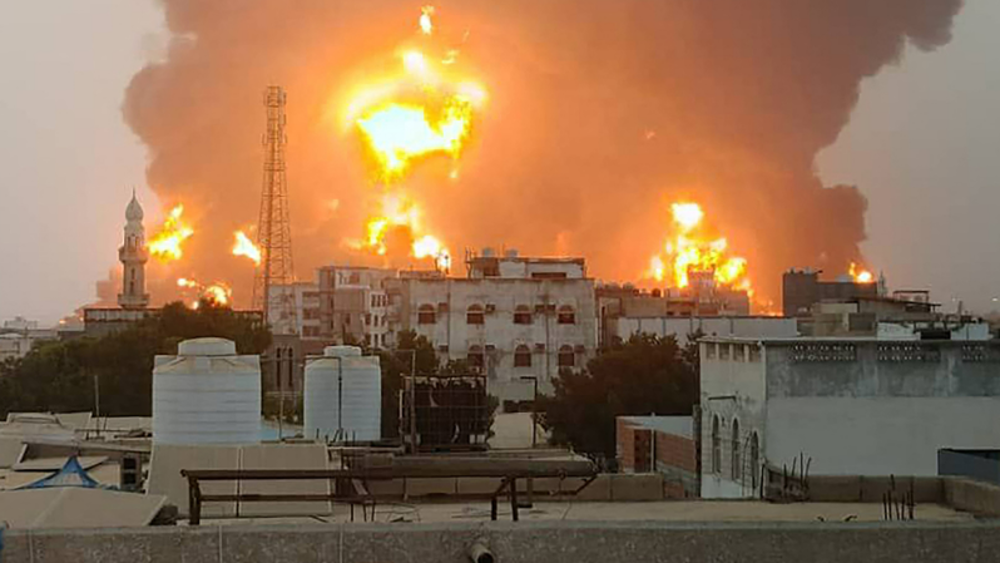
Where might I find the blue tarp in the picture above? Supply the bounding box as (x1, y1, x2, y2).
(17, 457, 102, 490)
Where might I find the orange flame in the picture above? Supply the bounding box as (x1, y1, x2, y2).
(345, 7, 487, 182)
(176, 277, 232, 307)
(648, 202, 752, 292)
(359, 193, 451, 270)
(148, 204, 194, 262)
(203, 283, 232, 306)
(232, 230, 262, 266)
(849, 262, 874, 284)
(419, 5, 434, 35)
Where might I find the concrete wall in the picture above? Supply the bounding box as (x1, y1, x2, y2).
(615, 316, 796, 346)
(763, 341, 1000, 398)
(945, 476, 1000, 517)
(4, 521, 1000, 563)
(766, 397, 1000, 476)
(759, 341, 1000, 477)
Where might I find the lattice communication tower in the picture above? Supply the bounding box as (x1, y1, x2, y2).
(252, 86, 298, 335)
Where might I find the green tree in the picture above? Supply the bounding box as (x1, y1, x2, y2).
(0, 301, 271, 418)
(539, 333, 698, 463)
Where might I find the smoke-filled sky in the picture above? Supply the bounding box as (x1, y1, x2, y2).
(1, 0, 998, 324)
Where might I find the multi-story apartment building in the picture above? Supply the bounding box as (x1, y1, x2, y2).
(385, 251, 598, 404)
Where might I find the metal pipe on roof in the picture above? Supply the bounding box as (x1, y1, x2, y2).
(467, 540, 494, 563)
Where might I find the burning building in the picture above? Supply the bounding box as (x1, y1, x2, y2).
(781, 268, 880, 318)
(120, 1, 965, 312)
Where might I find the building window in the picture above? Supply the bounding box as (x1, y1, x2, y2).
(711, 415, 721, 475)
(750, 432, 760, 490)
(468, 345, 484, 369)
(513, 305, 532, 325)
(705, 343, 717, 359)
(417, 304, 436, 324)
(749, 345, 761, 362)
(467, 304, 485, 325)
(557, 345, 575, 368)
(719, 344, 730, 360)
(365, 313, 371, 326)
(557, 305, 576, 325)
(514, 344, 532, 367)
(731, 419, 741, 481)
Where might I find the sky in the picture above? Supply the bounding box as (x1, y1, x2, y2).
(0, 0, 997, 325)
(816, 0, 1000, 313)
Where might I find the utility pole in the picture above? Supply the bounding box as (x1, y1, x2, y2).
(519, 375, 539, 508)
(394, 349, 419, 454)
(253, 85, 298, 336)
(519, 375, 539, 448)
(93, 371, 101, 437)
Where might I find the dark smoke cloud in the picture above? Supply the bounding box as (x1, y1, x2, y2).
(124, 0, 962, 307)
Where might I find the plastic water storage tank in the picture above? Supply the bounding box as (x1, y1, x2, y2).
(304, 346, 381, 442)
(152, 337, 261, 445)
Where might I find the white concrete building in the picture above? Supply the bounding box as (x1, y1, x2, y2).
(386, 254, 598, 403)
(0, 318, 57, 360)
(610, 316, 797, 347)
(0, 334, 35, 361)
(699, 337, 1000, 499)
(316, 265, 397, 348)
(267, 282, 320, 338)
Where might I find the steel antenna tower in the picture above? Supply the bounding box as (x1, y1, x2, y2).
(252, 85, 298, 335)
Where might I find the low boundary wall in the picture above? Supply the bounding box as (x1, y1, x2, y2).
(2, 521, 1000, 563)
(786, 475, 1000, 517)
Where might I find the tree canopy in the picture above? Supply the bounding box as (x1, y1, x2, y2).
(540, 333, 699, 463)
(0, 301, 271, 418)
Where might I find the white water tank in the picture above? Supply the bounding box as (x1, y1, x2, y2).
(304, 346, 381, 442)
(152, 337, 261, 445)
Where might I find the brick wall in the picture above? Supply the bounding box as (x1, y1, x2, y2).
(616, 417, 698, 498)
(616, 418, 637, 472)
(654, 430, 698, 498)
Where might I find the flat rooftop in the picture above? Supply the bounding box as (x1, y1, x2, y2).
(200, 500, 971, 526)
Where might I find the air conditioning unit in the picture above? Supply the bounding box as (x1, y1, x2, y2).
(485, 304, 496, 314)
(534, 343, 546, 352)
